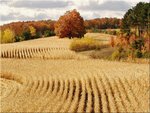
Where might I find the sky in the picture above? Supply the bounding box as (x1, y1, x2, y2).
(0, 0, 149, 25)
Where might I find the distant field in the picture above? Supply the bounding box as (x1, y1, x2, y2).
(85, 33, 114, 43)
(0, 33, 149, 112)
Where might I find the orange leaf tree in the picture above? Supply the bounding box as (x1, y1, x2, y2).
(55, 9, 86, 38)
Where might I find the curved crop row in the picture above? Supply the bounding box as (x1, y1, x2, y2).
(0, 47, 82, 59)
(0, 63, 149, 112)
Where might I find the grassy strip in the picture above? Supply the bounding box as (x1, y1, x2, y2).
(70, 37, 108, 52)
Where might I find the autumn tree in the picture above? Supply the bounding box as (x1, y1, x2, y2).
(0, 30, 3, 43)
(1, 29, 15, 43)
(55, 9, 86, 38)
(29, 26, 36, 38)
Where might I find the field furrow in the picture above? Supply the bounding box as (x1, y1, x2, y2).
(52, 79, 69, 112)
(77, 78, 86, 112)
(90, 76, 101, 112)
(115, 77, 134, 112)
(59, 79, 75, 112)
(68, 78, 80, 112)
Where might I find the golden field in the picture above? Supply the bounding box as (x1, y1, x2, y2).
(0, 33, 149, 112)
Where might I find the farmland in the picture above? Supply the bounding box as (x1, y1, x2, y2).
(0, 36, 87, 60)
(0, 34, 149, 112)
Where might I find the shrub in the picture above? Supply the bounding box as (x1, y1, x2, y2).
(110, 36, 115, 47)
(134, 50, 142, 58)
(111, 50, 120, 60)
(112, 30, 117, 35)
(91, 28, 100, 33)
(144, 37, 150, 51)
(131, 38, 144, 50)
(15, 36, 24, 42)
(113, 32, 150, 59)
(70, 37, 107, 52)
(111, 47, 127, 60)
(35, 32, 42, 38)
(143, 52, 150, 58)
(44, 30, 55, 37)
(1, 29, 15, 43)
(22, 30, 31, 40)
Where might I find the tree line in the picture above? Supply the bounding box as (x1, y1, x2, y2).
(0, 10, 122, 43)
(84, 18, 122, 29)
(0, 20, 55, 43)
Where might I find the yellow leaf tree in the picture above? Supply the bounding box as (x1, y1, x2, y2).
(29, 26, 36, 38)
(1, 29, 15, 43)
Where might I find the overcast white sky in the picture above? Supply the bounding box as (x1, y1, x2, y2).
(0, 0, 149, 25)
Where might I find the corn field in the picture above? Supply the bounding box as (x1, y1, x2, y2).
(0, 37, 88, 60)
(0, 36, 149, 112)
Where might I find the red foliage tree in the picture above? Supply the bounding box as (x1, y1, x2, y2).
(55, 9, 86, 38)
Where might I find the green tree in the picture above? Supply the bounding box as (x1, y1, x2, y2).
(44, 30, 55, 37)
(122, 2, 150, 36)
(35, 31, 42, 38)
(22, 30, 31, 40)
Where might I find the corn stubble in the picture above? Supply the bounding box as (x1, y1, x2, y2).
(0, 37, 149, 112)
